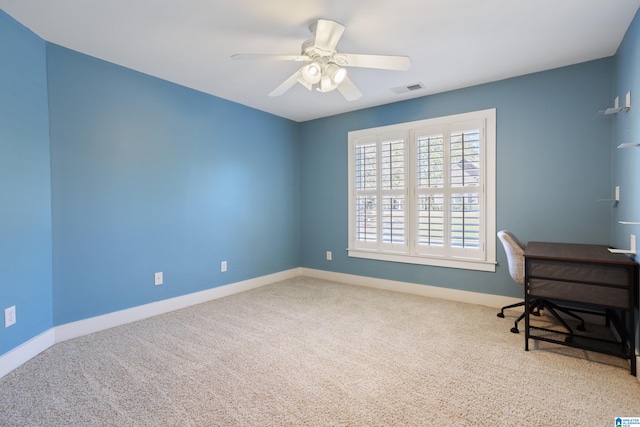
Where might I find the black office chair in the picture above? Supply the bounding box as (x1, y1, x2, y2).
(497, 230, 586, 334)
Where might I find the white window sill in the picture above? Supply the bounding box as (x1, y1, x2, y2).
(348, 249, 497, 272)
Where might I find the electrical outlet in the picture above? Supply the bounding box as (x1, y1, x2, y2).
(631, 234, 636, 254)
(326, 251, 332, 261)
(221, 261, 227, 272)
(615, 186, 621, 202)
(154, 272, 163, 286)
(5, 306, 16, 328)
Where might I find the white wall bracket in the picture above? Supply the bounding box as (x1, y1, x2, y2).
(597, 186, 620, 203)
(608, 234, 637, 255)
(617, 142, 640, 148)
(600, 91, 631, 115)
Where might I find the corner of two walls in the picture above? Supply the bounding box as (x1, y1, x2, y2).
(46, 43, 302, 326)
(0, 10, 53, 359)
(1, 6, 302, 369)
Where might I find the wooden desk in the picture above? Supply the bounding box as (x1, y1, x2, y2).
(524, 242, 638, 375)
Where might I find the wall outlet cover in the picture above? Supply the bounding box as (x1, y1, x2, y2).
(5, 306, 16, 327)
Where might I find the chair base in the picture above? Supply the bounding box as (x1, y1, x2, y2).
(497, 300, 525, 318)
(497, 299, 585, 335)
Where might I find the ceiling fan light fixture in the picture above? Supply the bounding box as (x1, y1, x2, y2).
(317, 74, 338, 93)
(301, 62, 322, 84)
(326, 63, 347, 85)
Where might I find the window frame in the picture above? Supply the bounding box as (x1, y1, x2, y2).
(347, 109, 496, 272)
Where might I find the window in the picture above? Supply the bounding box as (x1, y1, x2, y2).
(348, 109, 496, 271)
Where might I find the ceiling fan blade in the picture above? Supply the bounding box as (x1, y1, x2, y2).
(334, 53, 412, 71)
(269, 68, 304, 97)
(311, 19, 345, 52)
(232, 54, 309, 62)
(337, 77, 362, 101)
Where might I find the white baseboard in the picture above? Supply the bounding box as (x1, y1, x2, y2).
(0, 329, 55, 379)
(55, 268, 301, 343)
(301, 267, 521, 309)
(1, 268, 300, 379)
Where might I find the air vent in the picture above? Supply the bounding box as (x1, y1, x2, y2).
(391, 82, 424, 95)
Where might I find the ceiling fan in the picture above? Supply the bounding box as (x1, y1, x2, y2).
(232, 19, 411, 101)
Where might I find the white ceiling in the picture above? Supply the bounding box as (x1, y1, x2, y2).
(1, 0, 639, 122)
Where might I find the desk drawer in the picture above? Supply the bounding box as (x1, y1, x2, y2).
(528, 279, 628, 308)
(527, 259, 629, 286)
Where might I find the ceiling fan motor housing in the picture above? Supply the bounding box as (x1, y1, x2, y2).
(301, 38, 335, 58)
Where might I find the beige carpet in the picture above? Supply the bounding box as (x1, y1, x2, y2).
(1, 276, 639, 426)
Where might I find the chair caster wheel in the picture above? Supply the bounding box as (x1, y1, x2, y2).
(565, 336, 573, 343)
(510, 327, 519, 334)
(497, 313, 505, 318)
(532, 311, 541, 317)
(576, 325, 585, 331)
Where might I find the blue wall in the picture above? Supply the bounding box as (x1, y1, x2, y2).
(47, 45, 301, 325)
(613, 10, 640, 252)
(300, 59, 614, 298)
(0, 11, 52, 355)
(612, 9, 640, 351)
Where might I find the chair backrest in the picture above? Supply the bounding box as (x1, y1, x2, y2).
(497, 230, 526, 285)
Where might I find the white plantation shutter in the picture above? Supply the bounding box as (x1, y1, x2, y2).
(348, 109, 496, 272)
(380, 136, 406, 249)
(448, 123, 483, 258)
(416, 128, 445, 255)
(354, 141, 377, 246)
(352, 133, 407, 252)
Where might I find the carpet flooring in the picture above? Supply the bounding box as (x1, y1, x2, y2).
(1, 276, 639, 426)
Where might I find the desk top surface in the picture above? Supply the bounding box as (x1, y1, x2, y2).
(525, 241, 637, 266)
